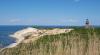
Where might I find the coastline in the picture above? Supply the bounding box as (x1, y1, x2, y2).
(0, 27, 73, 52)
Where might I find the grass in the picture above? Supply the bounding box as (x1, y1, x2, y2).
(0, 28, 100, 55)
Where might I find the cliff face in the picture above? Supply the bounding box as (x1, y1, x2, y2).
(8, 27, 73, 47)
(22, 28, 73, 43)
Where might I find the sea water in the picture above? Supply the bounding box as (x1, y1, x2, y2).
(0, 25, 29, 48)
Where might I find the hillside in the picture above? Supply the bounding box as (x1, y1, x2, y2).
(0, 28, 100, 55)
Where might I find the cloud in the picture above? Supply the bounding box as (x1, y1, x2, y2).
(61, 19, 78, 23)
(9, 19, 21, 23)
(74, 0, 80, 2)
(67, 19, 78, 22)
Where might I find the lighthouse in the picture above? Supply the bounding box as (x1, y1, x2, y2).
(85, 19, 90, 28)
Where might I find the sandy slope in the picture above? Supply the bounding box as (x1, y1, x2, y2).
(0, 27, 73, 52)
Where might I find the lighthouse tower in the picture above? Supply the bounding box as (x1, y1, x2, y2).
(85, 19, 90, 28)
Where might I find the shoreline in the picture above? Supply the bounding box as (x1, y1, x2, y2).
(0, 27, 73, 52)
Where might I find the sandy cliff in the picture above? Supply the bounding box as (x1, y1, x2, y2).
(7, 27, 73, 48)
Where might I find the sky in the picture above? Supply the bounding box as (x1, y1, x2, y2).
(0, 0, 100, 26)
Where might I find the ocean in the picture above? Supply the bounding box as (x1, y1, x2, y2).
(0, 25, 30, 48)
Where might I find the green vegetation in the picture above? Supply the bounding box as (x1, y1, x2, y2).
(1, 28, 100, 55)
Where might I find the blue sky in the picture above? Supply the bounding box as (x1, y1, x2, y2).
(0, 0, 100, 26)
